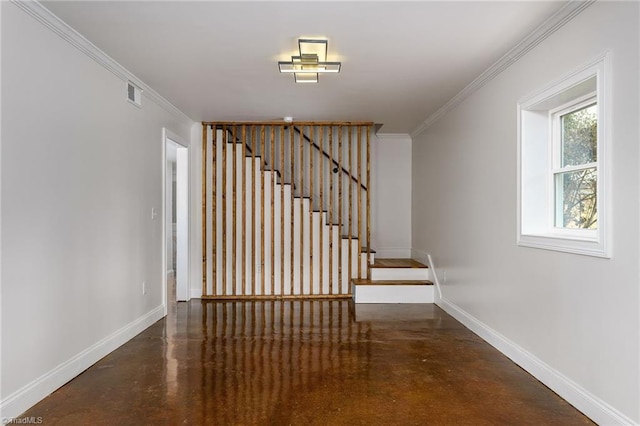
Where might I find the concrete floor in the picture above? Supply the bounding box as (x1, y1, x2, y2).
(22, 300, 593, 425)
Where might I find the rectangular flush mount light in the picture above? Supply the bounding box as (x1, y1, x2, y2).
(278, 60, 342, 73)
(294, 73, 319, 83)
(300, 39, 327, 62)
(278, 38, 341, 83)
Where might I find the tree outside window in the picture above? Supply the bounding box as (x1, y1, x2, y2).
(554, 101, 597, 230)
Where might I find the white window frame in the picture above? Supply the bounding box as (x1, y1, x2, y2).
(550, 93, 597, 238)
(517, 53, 611, 258)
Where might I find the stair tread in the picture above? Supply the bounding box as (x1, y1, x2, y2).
(261, 168, 281, 176)
(352, 279, 433, 286)
(360, 247, 376, 253)
(371, 258, 428, 269)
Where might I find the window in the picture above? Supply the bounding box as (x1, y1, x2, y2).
(552, 95, 598, 231)
(518, 54, 610, 257)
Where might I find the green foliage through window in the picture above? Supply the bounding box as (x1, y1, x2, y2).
(555, 102, 597, 229)
(561, 104, 597, 166)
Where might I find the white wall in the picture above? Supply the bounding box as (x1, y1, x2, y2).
(372, 134, 412, 258)
(412, 2, 639, 424)
(0, 2, 192, 417)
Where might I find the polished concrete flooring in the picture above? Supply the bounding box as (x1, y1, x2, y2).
(23, 300, 593, 425)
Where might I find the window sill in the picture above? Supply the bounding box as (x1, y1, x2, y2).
(518, 233, 610, 258)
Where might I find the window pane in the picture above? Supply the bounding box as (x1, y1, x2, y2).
(561, 103, 597, 167)
(555, 167, 597, 229)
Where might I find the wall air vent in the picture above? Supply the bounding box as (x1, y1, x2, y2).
(127, 81, 142, 107)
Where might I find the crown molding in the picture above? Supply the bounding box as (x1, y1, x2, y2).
(376, 133, 412, 141)
(410, 0, 595, 139)
(11, 0, 194, 128)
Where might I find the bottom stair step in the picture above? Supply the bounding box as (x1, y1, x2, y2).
(352, 279, 434, 304)
(352, 279, 432, 285)
(369, 258, 430, 280)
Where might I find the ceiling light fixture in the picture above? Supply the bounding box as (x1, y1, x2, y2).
(278, 38, 341, 83)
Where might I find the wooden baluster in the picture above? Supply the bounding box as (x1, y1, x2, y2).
(348, 126, 353, 288)
(251, 126, 256, 296)
(366, 126, 371, 280)
(318, 126, 324, 295)
(211, 125, 217, 296)
(201, 123, 208, 296)
(328, 126, 334, 294)
(241, 125, 246, 296)
(290, 125, 295, 296)
(260, 125, 265, 296)
(280, 126, 285, 296)
(338, 126, 343, 294)
(270, 125, 275, 296)
(222, 125, 227, 295)
(309, 126, 314, 295)
(232, 126, 237, 296)
(299, 125, 304, 295)
(357, 126, 362, 280)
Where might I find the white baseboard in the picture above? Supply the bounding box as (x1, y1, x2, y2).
(375, 247, 412, 258)
(0, 305, 165, 419)
(436, 297, 637, 425)
(190, 288, 202, 299)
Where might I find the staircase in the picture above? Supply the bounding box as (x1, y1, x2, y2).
(201, 123, 373, 298)
(352, 258, 434, 303)
(201, 122, 434, 304)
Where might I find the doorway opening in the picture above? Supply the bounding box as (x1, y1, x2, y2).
(164, 129, 189, 316)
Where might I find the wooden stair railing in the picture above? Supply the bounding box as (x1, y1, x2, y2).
(290, 126, 367, 191)
(201, 121, 373, 299)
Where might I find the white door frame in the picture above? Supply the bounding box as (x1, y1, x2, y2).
(162, 128, 190, 315)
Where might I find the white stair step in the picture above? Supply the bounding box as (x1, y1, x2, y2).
(370, 258, 430, 281)
(352, 280, 434, 304)
(370, 268, 430, 280)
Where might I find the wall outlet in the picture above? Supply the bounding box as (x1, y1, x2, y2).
(142, 281, 146, 295)
(151, 207, 158, 220)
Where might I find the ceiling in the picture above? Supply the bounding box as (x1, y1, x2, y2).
(42, 1, 567, 133)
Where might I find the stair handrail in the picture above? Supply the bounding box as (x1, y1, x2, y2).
(217, 125, 284, 180)
(289, 126, 367, 191)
